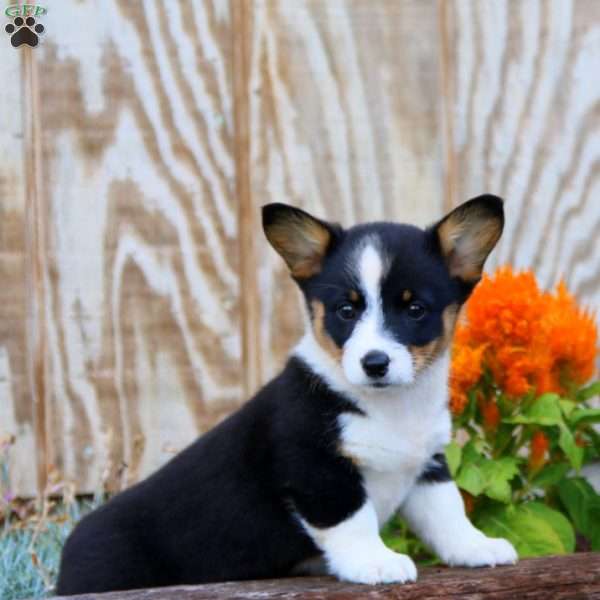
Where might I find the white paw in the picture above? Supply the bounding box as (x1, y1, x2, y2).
(440, 534, 518, 567)
(331, 547, 417, 585)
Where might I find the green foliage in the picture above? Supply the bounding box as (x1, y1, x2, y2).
(505, 393, 564, 426)
(451, 375, 600, 559)
(445, 440, 462, 477)
(454, 442, 520, 503)
(0, 499, 95, 600)
(557, 477, 600, 551)
(384, 377, 600, 561)
(0, 434, 102, 600)
(475, 502, 574, 557)
(1, 524, 65, 600)
(381, 514, 437, 565)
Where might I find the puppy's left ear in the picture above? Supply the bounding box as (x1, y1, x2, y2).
(430, 194, 504, 283)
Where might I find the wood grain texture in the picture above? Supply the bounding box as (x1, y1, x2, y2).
(0, 18, 38, 496)
(445, 0, 600, 309)
(52, 553, 600, 600)
(34, 0, 242, 491)
(3, 1, 600, 495)
(249, 0, 447, 381)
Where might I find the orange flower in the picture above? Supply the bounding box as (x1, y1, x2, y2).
(536, 281, 598, 394)
(480, 399, 501, 431)
(449, 342, 486, 415)
(461, 490, 475, 514)
(462, 267, 543, 349)
(450, 266, 598, 404)
(529, 431, 549, 472)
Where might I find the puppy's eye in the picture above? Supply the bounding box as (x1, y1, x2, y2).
(407, 301, 427, 321)
(337, 303, 357, 321)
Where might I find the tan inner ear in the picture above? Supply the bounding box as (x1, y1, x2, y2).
(438, 213, 502, 282)
(266, 216, 331, 279)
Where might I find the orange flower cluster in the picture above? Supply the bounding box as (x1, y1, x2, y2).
(450, 266, 598, 415)
(528, 430, 550, 472)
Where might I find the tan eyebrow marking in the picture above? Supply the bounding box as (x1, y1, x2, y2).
(402, 289, 412, 302)
(310, 300, 343, 362)
(408, 303, 461, 374)
(349, 289, 359, 302)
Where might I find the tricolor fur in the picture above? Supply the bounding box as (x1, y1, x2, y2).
(57, 196, 516, 595)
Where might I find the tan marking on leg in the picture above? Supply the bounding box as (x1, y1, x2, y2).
(310, 300, 342, 363)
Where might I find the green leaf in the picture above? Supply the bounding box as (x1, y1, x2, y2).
(504, 393, 563, 426)
(460, 388, 478, 425)
(456, 462, 486, 496)
(569, 408, 600, 427)
(559, 399, 577, 417)
(445, 441, 462, 478)
(588, 428, 600, 455)
(461, 439, 484, 465)
(456, 455, 519, 502)
(530, 463, 569, 488)
(558, 424, 584, 472)
(576, 381, 600, 403)
(475, 502, 575, 558)
(492, 423, 515, 455)
(484, 477, 512, 504)
(480, 457, 520, 504)
(558, 477, 600, 551)
(381, 530, 410, 553)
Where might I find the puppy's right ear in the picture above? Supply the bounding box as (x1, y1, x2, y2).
(262, 204, 340, 279)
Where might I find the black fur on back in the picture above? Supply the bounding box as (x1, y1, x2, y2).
(56, 358, 363, 595)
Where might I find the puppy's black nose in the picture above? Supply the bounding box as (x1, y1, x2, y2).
(361, 350, 390, 378)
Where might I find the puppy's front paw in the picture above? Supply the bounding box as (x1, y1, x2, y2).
(331, 547, 417, 585)
(440, 534, 517, 567)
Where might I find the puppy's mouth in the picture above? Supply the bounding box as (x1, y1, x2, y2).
(369, 381, 390, 389)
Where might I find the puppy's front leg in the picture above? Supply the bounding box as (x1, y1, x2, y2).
(301, 499, 416, 584)
(401, 475, 517, 567)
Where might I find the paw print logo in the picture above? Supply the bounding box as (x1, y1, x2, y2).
(5, 16, 44, 48)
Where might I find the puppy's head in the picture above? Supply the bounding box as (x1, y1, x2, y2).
(263, 196, 503, 389)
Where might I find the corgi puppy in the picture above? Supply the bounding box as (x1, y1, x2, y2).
(56, 196, 517, 595)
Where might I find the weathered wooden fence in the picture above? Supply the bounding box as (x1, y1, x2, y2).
(1, 0, 599, 496)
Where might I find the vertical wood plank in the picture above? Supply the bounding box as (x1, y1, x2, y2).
(232, 0, 262, 397)
(445, 0, 600, 309)
(22, 41, 49, 495)
(33, 0, 242, 492)
(0, 11, 39, 496)
(248, 0, 447, 381)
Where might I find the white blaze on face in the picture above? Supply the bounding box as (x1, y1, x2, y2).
(342, 243, 414, 387)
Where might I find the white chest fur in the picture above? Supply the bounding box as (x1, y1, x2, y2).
(338, 357, 452, 526)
